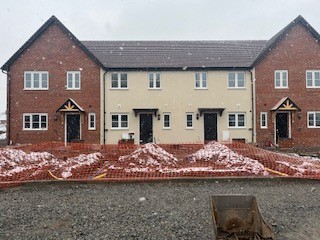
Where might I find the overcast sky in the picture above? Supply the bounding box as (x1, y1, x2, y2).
(1, 0, 320, 114)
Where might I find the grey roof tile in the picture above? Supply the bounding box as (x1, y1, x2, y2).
(82, 40, 267, 69)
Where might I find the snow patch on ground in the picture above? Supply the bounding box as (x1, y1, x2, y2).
(58, 153, 102, 178)
(0, 148, 102, 178)
(0, 148, 53, 177)
(119, 143, 178, 171)
(187, 141, 268, 175)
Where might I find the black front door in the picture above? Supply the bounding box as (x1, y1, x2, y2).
(276, 112, 289, 142)
(140, 114, 153, 144)
(204, 113, 217, 141)
(66, 114, 81, 142)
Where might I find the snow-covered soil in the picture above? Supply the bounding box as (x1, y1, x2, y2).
(118, 143, 178, 172)
(0, 148, 102, 179)
(0, 141, 320, 182)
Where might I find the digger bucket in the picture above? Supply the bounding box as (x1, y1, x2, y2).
(211, 195, 275, 240)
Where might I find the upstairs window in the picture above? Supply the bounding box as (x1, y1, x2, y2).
(67, 71, 81, 90)
(228, 72, 245, 88)
(24, 71, 48, 90)
(306, 71, 320, 88)
(149, 73, 161, 89)
(275, 70, 288, 88)
(111, 73, 128, 89)
(195, 72, 207, 89)
(23, 113, 48, 130)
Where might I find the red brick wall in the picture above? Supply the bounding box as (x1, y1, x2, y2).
(255, 24, 320, 148)
(8, 23, 100, 144)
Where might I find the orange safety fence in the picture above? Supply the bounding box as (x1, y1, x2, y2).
(1, 141, 319, 189)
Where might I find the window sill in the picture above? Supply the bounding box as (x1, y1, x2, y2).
(23, 129, 48, 131)
(23, 88, 49, 91)
(194, 88, 208, 90)
(227, 87, 246, 90)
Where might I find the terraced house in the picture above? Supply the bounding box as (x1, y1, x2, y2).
(2, 15, 320, 148)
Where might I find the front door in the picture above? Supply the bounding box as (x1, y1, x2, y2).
(66, 114, 81, 142)
(204, 113, 218, 142)
(276, 112, 289, 143)
(140, 114, 153, 144)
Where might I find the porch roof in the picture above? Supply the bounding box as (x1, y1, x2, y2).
(132, 108, 159, 117)
(56, 98, 85, 112)
(198, 108, 225, 116)
(271, 97, 301, 111)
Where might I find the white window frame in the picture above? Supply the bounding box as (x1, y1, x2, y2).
(148, 72, 161, 89)
(88, 113, 96, 130)
(111, 114, 129, 129)
(67, 71, 81, 90)
(274, 70, 288, 89)
(24, 71, 49, 90)
(306, 70, 320, 88)
(163, 113, 171, 129)
(110, 73, 128, 89)
(307, 112, 320, 128)
(228, 72, 245, 89)
(228, 113, 246, 128)
(195, 72, 207, 89)
(23, 113, 48, 130)
(260, 112, 268, 129)
(186, 113, 194, 129)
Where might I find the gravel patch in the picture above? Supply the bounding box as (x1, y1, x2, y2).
(0, 178, 319, 240)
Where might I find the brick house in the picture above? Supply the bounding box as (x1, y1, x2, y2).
(254, 15, 320, 149)
(1, 16, 105, 144)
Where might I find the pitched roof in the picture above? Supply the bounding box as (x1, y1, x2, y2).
(271, 97, 301, 111)
(82, 40, 267, 70)
(1, 16, 106, 72)
(252, 15, 320, 67)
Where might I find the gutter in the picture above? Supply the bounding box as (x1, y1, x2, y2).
(1, 69, 10, 145)
(248, 69, 254, 143)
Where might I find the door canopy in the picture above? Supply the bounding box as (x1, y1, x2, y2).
(198, 108, 225, 116)
(56, 98, 85, 112)
(133, 108, 158, 117)
(271, 97, 301, 112)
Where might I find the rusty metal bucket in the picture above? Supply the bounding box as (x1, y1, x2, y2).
(211, 195, 275, 240)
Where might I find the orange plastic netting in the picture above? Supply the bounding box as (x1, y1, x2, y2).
(0, 141, 319, 189)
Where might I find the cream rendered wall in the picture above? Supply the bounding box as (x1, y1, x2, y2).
(102, 70, 253, 144)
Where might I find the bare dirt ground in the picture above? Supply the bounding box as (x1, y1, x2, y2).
(0, 178, 319, 240)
